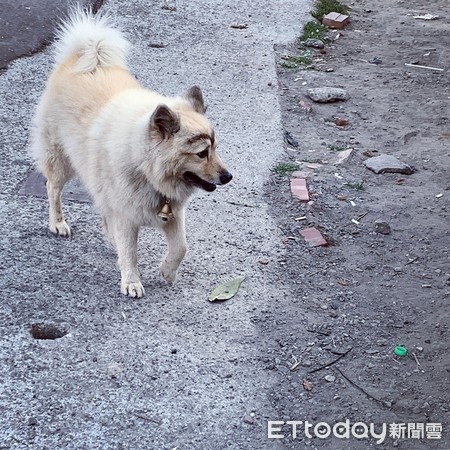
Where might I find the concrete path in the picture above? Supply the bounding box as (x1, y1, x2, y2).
(0, 0, 310, 448)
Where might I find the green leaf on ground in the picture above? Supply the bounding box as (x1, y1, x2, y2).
(208, 276, 245, 302)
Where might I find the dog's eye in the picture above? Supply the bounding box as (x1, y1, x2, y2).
(197, 148, 209, 159)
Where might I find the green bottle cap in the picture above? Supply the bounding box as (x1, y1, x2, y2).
(394, 345, 408, 357)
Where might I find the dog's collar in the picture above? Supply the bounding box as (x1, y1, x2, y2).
(158, 199, 174, 221)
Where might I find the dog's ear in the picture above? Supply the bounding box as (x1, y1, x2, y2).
(150, 105, 180, 139)
(185, 86, 206, 114)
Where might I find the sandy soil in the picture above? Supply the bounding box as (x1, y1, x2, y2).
(265, 0, 449, 448)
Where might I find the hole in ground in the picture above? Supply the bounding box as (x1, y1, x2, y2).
(29, 323, 68, 340)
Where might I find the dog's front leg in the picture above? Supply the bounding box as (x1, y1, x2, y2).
(160, 210, 187, 283)
(111, 216, 145, 298)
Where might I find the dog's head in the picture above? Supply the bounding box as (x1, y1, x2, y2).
(149, 86, 232, 195)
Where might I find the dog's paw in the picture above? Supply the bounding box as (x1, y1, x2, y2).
(160, 262, 177, 284)
(121, 281, 145, 298)
(50, 220, 71, 237)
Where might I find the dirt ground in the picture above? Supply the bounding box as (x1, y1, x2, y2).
(264, 0, 449, 448)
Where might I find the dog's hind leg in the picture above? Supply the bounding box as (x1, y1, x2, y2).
(45, 153, 74, 236)
(34, 133, 75, 236)
(160, 210, 187, 283)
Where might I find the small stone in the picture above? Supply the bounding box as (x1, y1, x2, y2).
(364, 155, 414, 175)
(325, 374, 336, 382)
(369, 57, 382, 65)
(394, 267, 403, 272)
(374, 219, 391, 235)
(333, 148, 354, 165)
(415, 346, 423, 352)
(259, 258, 270, 265)
(243, 415, 255, 425)
(307, 87, 349, 103)
(28, 417, 38, 426)
(334, 117, 349, 127)
(171, 348, 177, 354)
(302, 359, 312, 367)
(302, 38, 325, 49)
(412, 406, 421, 414)
(365, 349, 379, 355)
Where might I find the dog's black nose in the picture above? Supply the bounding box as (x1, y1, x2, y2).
(219, 171, 233, 185)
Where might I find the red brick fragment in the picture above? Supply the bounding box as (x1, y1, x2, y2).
(290, 178, 309, 201)
(300, 227, 327, 247)
(322, 12, 350, 29)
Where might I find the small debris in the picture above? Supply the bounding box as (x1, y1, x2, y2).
(161, 5, 177, 12)
(362, 150, 379, 158)
(290, 358, 303, 371)
(231, 23, 249, 29)
(307, 87, 349, 103)
(436, 193, 443, 198)
(365, 349, 379, 355)
(364, 154, 414, 175)
(334, 117, 350, 127)
(374, 219, 391, 235)
(324, 374, 336, 382)
(306, 163, 322, 169)
(369, 57, 382, 65)
(299, 100, 313, 112)
(300, 227, 327, 247)
(303, 379, 313, 391)
(259, 258, 270, 265)
(394, 345, 408, 357)
(148, 43, 168, 48)
(302, 38, 325, 49)
(322, 12, 350, 29)
(108, 362, 123, 379)
(405, 63, 443, 72)
(351, 219, 360, 225)
(290, 178, 309, 201)
(209, 276, 245, 302)
(333, 148, 354, 165)
(284, 130, 299, 148)
(413, 14, 439, 20)
(243, 415, 255, 424)
(403, 131, 418, 144)
(28, 417, 38, 426)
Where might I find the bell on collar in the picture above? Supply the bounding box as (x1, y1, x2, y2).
(158, 200, 173, 221)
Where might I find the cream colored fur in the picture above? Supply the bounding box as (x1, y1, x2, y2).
(30, 10, 232, 298)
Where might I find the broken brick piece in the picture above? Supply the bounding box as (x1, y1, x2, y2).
(300, 227, 327, 247)
(322, 12, 350, 29)
(290, 178, 309, 201)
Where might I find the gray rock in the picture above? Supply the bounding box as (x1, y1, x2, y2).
(302, 38, 325, 49)
(324, 374, 336, 382)
(374, 219, 391, 235)
(364, 155, 414, 174)
(307, 87, 349, 103)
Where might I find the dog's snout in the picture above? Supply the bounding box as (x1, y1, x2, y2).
(219, 171, 233, 185)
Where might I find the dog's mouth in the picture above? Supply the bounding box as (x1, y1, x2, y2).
(183, 171, 217, 192)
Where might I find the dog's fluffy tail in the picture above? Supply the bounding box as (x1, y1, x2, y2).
(54, 9, 129, 73)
